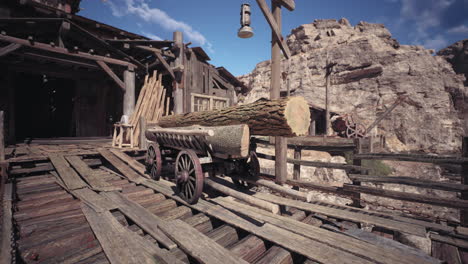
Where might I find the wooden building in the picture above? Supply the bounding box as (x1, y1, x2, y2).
(0, 0, 247, 144)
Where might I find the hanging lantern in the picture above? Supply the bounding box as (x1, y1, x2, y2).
(238, 4, 254, 38)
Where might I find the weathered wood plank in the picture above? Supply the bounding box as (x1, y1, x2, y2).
(0, 184, 13, 264)
(343, 184, 468, 209)
(49, 154, 88, 190)
(168, 219, 248, 264)
(67, 156, 121, 191)
(103, 192, 177, 250)
(253, 192, 426, 236)
(355, 153, 468, 164)
(81, 204, 156, 264)
(214, 197, 436, 264)
(141, 180, 373, 263)
(204, 178, 280, 214)
(430, 233, 468, 249)
(348, 174, 468, 192)
(108, 149, 147, 176)
(98, 149, 145, 183)
(72, 188, 117, 213)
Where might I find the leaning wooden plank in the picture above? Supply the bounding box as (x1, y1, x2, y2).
(214, 197, 437, 264)
(204, 178, 280, 214)
(49, 154, 88, 190)
(253, 192, 426, 236)
(141, 180, 372, 264)
(355, 153, 468, 165)
(0, 184, 13, 264)
(166, 219, 248, 264)
(103, 192, 177, 250)
(67, 156, 121, 191)
(81, 204, 155, 264)
(343, 184, 468, 209)
(108, 149, 147, 177)
(348, 174, 468, 192)
(98, 149, 145, 184)
(231, 176, 311, 201)
(72, 188, 117, 213)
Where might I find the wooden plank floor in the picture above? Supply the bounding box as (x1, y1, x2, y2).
(4, 144, 465, 264)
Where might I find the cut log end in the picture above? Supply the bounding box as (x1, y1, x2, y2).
(285, 97, 311, 137)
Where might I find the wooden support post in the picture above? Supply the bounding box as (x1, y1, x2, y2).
(7, 76, 15, 144)
(461, 137, 468, 226)
(325, 62, 334, 136)
(270, 1, 288, 184)
(0, 111, 4, 162)
(293, 147, 301, 180)
(139, 116, 147, 150)
(173, 31, 184, 114)
(123, 68, 135, 119)
(309, 119, 316, 136)
(351, 138, 362, 208)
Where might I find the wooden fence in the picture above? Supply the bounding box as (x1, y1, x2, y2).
(254, 136, 468, 226)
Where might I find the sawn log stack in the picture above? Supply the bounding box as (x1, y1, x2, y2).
(157, 97, 311, 137)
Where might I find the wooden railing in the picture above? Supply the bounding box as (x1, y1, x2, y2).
(254, 136, 468, 226)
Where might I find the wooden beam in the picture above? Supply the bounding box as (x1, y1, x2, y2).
(256, 0, 291, 59)
(0, 184, 13, 264)
(21, 52, 100, 69)
(0, 34, 136, 68)
(343, 184, 468, 209)
(274, 0, 295, 11)
(49, 154, 88, 190)
(348, 174, 468, 192)
(154, 51, 175, 79)
(0, 111, 4, 162)
(462, 137, 468, 226)
(0, 43, 21, 57)
(97, 60, 125, 91)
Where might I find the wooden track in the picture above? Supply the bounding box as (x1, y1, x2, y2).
(3, 145, 466, 264)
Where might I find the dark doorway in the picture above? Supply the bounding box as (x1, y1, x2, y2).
(15, 73, 75, 140)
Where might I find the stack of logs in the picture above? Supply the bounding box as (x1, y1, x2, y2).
(128, 71, 169, 146)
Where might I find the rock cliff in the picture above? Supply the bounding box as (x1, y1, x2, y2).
(239, 19, 468, 154)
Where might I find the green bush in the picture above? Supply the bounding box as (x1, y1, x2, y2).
(344, 151, 393, 176)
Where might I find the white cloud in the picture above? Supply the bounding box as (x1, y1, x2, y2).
(105, 0, 213, 53)
(448, 24, 468, 34)
(140, 31, 162, 40)
(422, 35, 449, 50)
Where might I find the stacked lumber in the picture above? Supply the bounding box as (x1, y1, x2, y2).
(128, 71, 169, 146)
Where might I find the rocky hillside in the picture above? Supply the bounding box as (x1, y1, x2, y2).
(239, 19, 467, 154)
(438, 39, 468, 86)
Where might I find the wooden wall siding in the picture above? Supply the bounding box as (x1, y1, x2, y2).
(74, 81, 109, 137)
(184, 50, 235, 113)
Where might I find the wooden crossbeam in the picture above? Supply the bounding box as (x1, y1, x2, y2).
(0, 34, 136, 68)
(97, 61, 126, 91)
(256, 0, 291, 59)
(0, 43, 22, 57)
(154, 51, 175, 79)
(274, 0, 295, 11)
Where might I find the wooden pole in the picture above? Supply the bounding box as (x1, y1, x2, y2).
(139, 116, 147, 149)
(293, 146, 301, 180)
(325, 62, 333, 136)
(270, 1, 288, 184)
(173, 31, 184, 114)
(123, 68, 135, 120)
(461, 137, 468, 226)
(351, 138, 362, 208)
(0, 111, 4, 162)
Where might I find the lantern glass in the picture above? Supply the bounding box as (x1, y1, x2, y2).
(238, 3, 254, 38)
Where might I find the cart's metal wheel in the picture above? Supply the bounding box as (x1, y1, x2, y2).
(175, 150, 204, 204)
(146, 144, 162, 181)
(346, 123, 366, 138)
(233, 151, 260, 189)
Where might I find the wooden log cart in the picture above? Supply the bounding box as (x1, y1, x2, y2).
(145, 97, 311, 204)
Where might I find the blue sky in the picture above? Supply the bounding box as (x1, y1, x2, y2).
(80, 0, 468, 76)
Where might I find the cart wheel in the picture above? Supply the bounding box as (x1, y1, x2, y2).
(233, 151, 260, 189)
(175, 150, 204, 204)
(146, 144, 162, 181)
